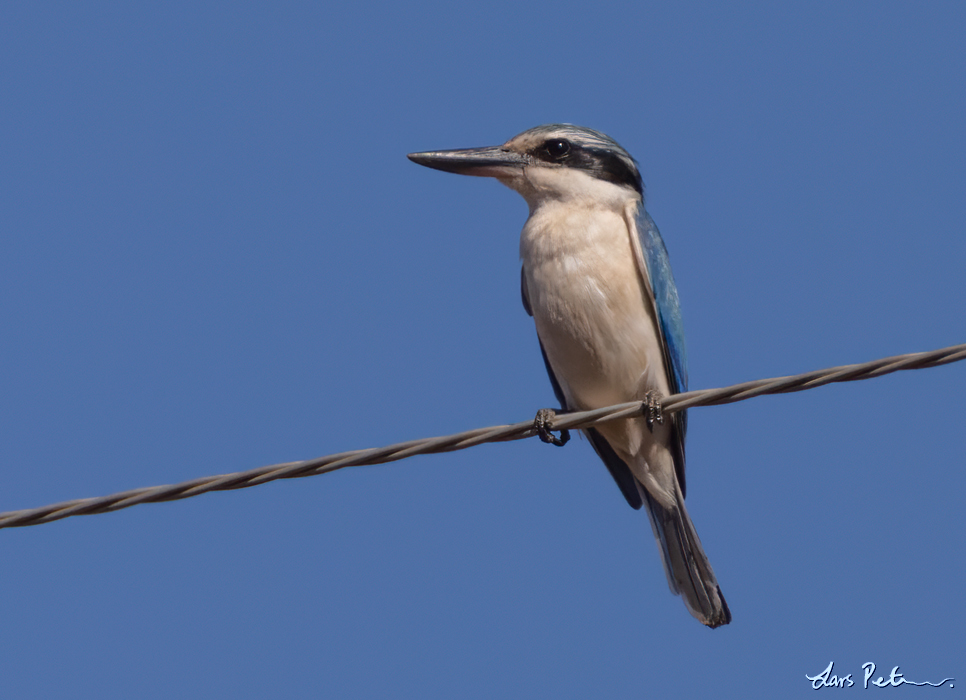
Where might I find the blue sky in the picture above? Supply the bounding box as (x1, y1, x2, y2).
(1, 2, 964, 698)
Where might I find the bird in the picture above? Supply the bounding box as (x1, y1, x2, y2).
(408, 124, 730, 628)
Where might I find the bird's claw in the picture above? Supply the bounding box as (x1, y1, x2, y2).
(534, 408, 570, 447)
(643, 390, 665, 432)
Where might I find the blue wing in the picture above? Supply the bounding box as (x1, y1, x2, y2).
(638, 209, 688, 395)
(637, 208, 690, 492)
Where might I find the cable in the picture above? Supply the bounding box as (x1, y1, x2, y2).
(1, 342, 963, 530)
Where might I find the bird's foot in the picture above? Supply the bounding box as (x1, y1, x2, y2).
(643, 391, 665, 432)
(533, 408, 570, 447)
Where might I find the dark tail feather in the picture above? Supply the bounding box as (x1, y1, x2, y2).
(639, 485, 731, 628)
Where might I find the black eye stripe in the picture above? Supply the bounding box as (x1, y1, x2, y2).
(529, 139, 641, 195)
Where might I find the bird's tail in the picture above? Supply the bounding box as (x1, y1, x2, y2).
(639, 483, 731, 628)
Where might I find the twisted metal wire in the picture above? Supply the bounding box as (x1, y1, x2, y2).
(1, 342, 964, 530)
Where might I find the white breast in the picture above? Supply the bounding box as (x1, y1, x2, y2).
(520, 197, 670, 414)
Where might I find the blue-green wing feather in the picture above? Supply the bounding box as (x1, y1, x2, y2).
(638, 209, 690, 492)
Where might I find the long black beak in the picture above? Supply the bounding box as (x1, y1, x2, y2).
(407, 145, 529, 177)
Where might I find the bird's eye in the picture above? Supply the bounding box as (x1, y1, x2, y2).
(544, 140, 571, 160)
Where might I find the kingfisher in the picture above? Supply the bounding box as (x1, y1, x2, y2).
(408, 124, 730, 627)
